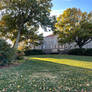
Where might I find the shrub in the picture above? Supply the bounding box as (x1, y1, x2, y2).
(16, 50, 25, 60)
(85, 48, 92, 56)
(68, 48, 86, 55)
(0, 39, 16, 65)
(24, 49, 45, 56)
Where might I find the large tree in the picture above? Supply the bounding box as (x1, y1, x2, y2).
(24, 31, 43, 49)
(0, 0, 54, 49)
(55, 8, 92, 48)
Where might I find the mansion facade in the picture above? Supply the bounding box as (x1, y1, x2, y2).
(35, 35, 92, 53)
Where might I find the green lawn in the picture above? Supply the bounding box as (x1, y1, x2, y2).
(0, 55, 92, 92)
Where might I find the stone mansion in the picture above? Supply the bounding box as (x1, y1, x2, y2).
(35, 34, 92, 53)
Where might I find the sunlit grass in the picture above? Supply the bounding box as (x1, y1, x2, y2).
(31, 57, 92, 69)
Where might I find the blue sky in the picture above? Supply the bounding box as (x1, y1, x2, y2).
(51, 0, 92, 16)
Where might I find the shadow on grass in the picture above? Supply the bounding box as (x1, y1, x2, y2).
(27, 54, 92, 70)
(20, 58, 92, 72)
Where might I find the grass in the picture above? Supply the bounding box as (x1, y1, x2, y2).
(31, 56, 92, 69)
(0, 55, 92, 92)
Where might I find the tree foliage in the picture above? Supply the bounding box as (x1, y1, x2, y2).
(0, 0, 54, 49)
(24, 32, 43, 49)
(0, 39, 15, 65)
(55, 8, 92, 48)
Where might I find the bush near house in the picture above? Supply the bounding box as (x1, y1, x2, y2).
(16, 50, 25, 60)
(68, 48, 92, 56)
(0, 39, 16, 65)
(24, 49, 45, 56)
(68, 48, 86, 55)
(85, 48, 92, 56)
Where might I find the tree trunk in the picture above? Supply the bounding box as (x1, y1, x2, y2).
(13, 30, 21, 49)
(78, 44, 83, 48)
(75, 40, 83, 49)
(33, 44, 35, 50)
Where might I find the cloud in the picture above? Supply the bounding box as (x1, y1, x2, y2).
(38, 26, 53, 37)
(38, 9, 65, 37)
(50, 9, 64, 17)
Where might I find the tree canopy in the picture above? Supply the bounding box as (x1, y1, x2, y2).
(55, 8, 92, 48)
(0, 0, 55, 49)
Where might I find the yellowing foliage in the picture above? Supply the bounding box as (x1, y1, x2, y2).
(55, 8, 92, 48)
(0, 21, 5, 27)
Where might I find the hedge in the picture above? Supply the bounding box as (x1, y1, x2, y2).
(68, 48, 92, 56)
(85, 48, 92, 56)
(24, 49, 45, 56)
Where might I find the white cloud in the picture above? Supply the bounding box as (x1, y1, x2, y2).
(38, 26, 53, 37)
(38, 9, 65, 37)
(50, 9, 64, 17)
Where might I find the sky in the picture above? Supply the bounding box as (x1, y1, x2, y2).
(51, 0, 92, 16)
(41, 0, 92, 36)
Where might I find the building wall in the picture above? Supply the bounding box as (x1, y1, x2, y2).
(35, 35, 92, 53)
(42, 35, 64, 53)
(42, 35, 59, 50)
(83, 41, 92, 48)
(65, 42, 92, 49)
